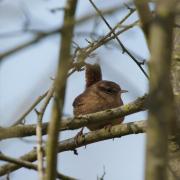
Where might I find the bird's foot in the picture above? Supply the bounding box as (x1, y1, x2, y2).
(74, 127, 84, 145)
(104, 124, 112, 132)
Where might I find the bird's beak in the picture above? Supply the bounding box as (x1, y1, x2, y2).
(120, 89, 128, 93)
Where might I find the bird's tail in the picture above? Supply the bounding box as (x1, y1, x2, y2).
(85, 63, 102, 88)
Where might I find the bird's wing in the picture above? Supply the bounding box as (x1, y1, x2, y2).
(72, 93, 85, 107)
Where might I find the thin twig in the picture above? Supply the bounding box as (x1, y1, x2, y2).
(114, 6, 136, 28)
(36, 86, 54, 180)
(0, 3, 131, 62)
(89, 0, 149, 79)
(70, 20, 138, 74)
(0, 153, 77, 180)
(135, 0, 152, 47)
(12, 91, 48, 126)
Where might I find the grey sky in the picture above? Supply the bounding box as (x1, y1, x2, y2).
(0, 0, 149, 179)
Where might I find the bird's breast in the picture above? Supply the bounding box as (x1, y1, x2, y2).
(74, 93, 122, 116)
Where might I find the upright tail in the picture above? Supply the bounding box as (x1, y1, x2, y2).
(85, 63, 102, 89)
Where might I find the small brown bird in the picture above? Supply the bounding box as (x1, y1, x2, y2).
(73, 64, 127, 131)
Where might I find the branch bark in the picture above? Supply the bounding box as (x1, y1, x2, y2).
(45, 1, 78, 180)
(168, 2, 180, 180)
(36, 86, 54, 179)
(0, 120, 146, 176)
(0, 153, 77, 180)
(0, 95, 147, 140)
(134, 0, 152, 46)
(145, 1, 177, 180)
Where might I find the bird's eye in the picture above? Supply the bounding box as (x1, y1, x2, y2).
(101, 87, 116, 94)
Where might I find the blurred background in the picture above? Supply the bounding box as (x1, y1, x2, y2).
(0, 0, 149, 179)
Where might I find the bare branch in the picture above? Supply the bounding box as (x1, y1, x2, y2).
(0, 95, 147, 140)
(0, 120, 146, 176)
(36, 86, 54, 180)
(89, 0, 149, 79)
(0, 153, 77, 180)
(70, 20, 138, 73)
(0, 3, 130, 62)
(12, 91, 48, 126)
(145, 0, 177, 180)
(45, 1, 78, 180)
(134, 0, 152, 45)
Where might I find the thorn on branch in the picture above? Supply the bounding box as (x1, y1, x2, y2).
(21, 2, 32, 32)
(72, 41, 81, 61)
(34, 109, 40, 116)
(138, 59, 146, 65)
(6, 173, 10, 180)
(85, 38, 93, 45)
(122, 47, 126, 54)
(72, 41, 80, 49)
(73, 149, 78, 155)
(49, 7, 65, 13)
(97, 166, 106, 180)
(124, 3, 136, 13)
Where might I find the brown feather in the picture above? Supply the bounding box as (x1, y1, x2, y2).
(73, 63, 126, 131)
(73, 80, 125, 130)
(85, 64, 102, 88)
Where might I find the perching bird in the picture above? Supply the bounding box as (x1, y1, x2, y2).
(73, 64, 127, 131)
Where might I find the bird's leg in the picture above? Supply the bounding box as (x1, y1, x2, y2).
(104, 124, 113, 133)
(76, 127, 84, 137)
(74, 127, 84, 145)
